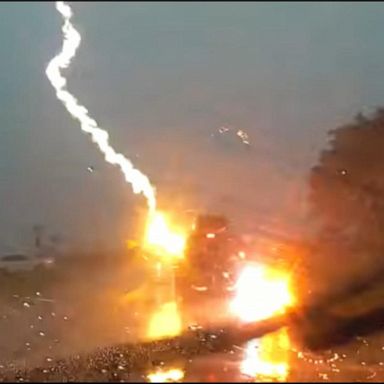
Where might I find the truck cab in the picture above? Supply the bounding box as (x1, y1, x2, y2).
(175, 214, 244, 325)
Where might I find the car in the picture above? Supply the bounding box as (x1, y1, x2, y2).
(0, 253, 54, 274)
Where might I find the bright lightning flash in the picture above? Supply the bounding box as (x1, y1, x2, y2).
(144, 211, 186, 262)
(46, 1, 156, 212)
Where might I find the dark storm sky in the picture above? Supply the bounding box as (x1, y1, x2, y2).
(1, 2, 384, 251)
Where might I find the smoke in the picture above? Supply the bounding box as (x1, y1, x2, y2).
(46, 1, 156, 213)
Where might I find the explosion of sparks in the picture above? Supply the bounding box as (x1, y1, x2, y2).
(144, 211, 186, 261)
(46, 1, 156, 212)
(230, 263, 294, 323)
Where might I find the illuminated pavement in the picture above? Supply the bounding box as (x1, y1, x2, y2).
(1, 265, 384, 382)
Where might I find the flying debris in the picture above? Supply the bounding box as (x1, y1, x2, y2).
(215, 126, 251, 147)
(87, 166, 95, 173)
(236, 129, 250, 146)
(218, 126, 231, 134)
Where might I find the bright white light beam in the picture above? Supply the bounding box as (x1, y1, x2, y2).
(46, 1, 156, 212)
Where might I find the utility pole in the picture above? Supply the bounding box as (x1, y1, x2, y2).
(33, 225, 44, 250)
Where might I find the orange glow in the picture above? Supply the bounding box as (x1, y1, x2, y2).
(144, 211, 186, 262)
(241, 328, 291, 381)
(230, 263, 294, 323)
(146, 300, 182, 340)
(147, 368, 185, 383)
(206, 233, 216, 239)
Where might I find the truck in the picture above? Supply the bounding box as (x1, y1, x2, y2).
(175, 214, 245, 325)
(119, 213, 247, 331)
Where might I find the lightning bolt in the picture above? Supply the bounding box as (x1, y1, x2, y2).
(46, 1, 156, 213)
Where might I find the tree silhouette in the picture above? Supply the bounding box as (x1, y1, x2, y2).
(307, 108, 384, 292)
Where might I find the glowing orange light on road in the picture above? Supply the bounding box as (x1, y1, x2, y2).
(241, 328, 291, 382)
(147, 368, 185, 383)
(146, 300, 182, 340)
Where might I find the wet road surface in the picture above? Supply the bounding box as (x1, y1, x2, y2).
(1, 262, 384, 382)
